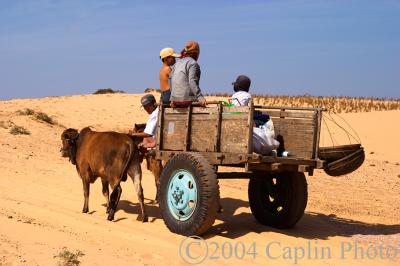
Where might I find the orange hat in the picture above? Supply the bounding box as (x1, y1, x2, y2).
(184, 40, 200, 54)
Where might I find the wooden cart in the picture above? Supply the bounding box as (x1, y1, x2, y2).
(155, 101, 328, 236)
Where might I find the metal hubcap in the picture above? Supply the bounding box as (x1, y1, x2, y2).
(167, 170, 198, 221)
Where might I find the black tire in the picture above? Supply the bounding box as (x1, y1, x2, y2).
(159, 153, 219, 236)
(248, 172, 307, 229)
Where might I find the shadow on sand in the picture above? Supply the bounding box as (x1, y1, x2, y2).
(107, 197, 400, 239)
(109, 198, 162, 223)
(207, 197, 400, 240)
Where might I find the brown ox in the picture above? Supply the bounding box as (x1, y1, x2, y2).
(61, 127, 148, 222)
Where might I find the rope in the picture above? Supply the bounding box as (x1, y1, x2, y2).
(323, 111, 359, 144)
(322, 116, 337, 147)
(330, 111, 362, 143)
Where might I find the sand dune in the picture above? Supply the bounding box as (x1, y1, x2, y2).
(0, 93, 399, 265)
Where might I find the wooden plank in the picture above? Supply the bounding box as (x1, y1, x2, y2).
(162, 119, 185, 150)
(254, 105, 326, 112)
(261, 110, 315, 119)
(222, 105, 251, 113)
(214, 103, 223, 152)
(313, 109, 322, 159)
(164, 112, 247, 121)
(247, 163, 310, 172)
(156, 106, 164, 150)
(183, 105, 192, 151)
(247, 101, 254, 154)
(156, 151, 250, 165)
(246, 101, 254, 171)
(251, 156, 317, 166)
(190, 119, 217, 152)
(273, 118, 315, 127)
(220, 119, 249, 153)
(165, 106, 218, 114)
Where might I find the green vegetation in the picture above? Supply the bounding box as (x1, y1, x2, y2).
(55, 248, 84, 266)
(9, 125, 30, 135)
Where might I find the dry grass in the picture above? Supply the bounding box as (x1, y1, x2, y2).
(16, 108, 35, 116)
(206, 93, 400, 113)
(54, 248, 84, 266)
(9, 125, 30, 135)
(0, 120, 14, 129)
(16, 109, 57, 125)
(34, 111, 55, 125)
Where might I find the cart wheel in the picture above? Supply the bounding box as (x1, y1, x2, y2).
(248, 172, 307, 229)
(160, 153, 219, 236)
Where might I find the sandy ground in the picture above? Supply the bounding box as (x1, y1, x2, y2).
(0, 93, 399, 265)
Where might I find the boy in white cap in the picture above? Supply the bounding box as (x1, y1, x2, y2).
(159, 47, 180, 104)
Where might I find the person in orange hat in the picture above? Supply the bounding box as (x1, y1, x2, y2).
(170, 40, 206, 106)
(159, 47, 180, 104)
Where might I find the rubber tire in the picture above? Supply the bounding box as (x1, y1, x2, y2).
(160, 153, 220, 236)
(248, 172, 307, 229)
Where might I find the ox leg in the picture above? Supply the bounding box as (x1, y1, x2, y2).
(151, 158, 162, 202)
(102, 179, 110, 213)
(129, 164, 148, 222)
(82, 180, 90, 213)
(107, 184, 122, 221)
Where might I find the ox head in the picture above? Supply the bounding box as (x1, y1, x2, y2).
(133, 123, 146, 133)
(61, 128, 79, 164)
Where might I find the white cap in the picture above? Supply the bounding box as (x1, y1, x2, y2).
(159, 47, 180, 59)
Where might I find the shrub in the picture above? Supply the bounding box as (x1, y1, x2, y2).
(10, 125, 30, 135)
(93, 88, 126, 94)
(35, 112, 55, 125)
(16, 108, 35, 116)
(144, 88, 161, 93)
(55, 248, 84, 266)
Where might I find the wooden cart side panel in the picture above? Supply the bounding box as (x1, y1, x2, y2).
(190, 115, 218, 152)
(220, 106, 251, 154)
(272, 117, 316, 159)
(162, 116, 186, 150)
(161, 105, 251, 153)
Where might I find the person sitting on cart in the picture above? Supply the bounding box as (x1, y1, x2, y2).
(170, 40, 206, 107)
(130, 94, 159, 149)
(230, 75, 252, 107)
(159, 47, 180, 105)
(230, 75, 279, 155)
(230, 74, 268, 124)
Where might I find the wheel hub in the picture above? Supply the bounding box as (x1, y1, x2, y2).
(167, 170, 198, 221)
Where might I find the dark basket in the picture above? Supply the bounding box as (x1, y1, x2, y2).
(319, 144, 365, 176)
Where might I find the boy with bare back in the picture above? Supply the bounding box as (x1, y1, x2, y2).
(159, 47, 180, 104)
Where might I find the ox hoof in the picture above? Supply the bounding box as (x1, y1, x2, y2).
(107, 210, 115, 221)
(137, 215, 148, 222)
(82, 208, 89, 213)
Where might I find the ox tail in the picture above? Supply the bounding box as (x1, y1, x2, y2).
(109, 140, 135, 213)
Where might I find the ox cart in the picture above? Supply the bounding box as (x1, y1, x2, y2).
(154, 101, 364, 236)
